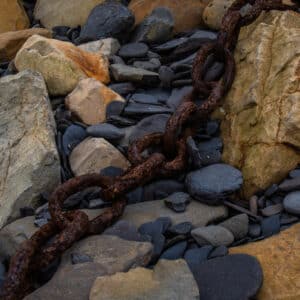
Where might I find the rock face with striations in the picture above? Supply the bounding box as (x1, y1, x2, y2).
(0, 71, 60, 228)
(15, 35, 110, 96)
(220, 11, 300, 198)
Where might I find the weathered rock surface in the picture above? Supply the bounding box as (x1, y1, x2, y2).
(69, 137, 130, 176)
(230, 223, 300, 300)
(25, 235, 152, 300)
(0, 216, 37, 259)
(65, 78, 124, 125)
(129, 0, 205, 34)
(220, 11, 300, 198)
(34, 0, 109, 29)
(15, 35, 110, 96)
(86, 199, 228, 228)
(0, 0, 29, 34)
(0, 28, 52, 62)
(89, 259, 200, 300)
(0, 71, 60, 228)
(202, 0, 236, 30)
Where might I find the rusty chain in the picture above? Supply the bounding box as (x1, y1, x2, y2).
(1, 1, 299, 299)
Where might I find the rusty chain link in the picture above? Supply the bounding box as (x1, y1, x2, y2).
(1, 1, 299, 299)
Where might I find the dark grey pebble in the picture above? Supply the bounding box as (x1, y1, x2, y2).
(106, 100, 125, 118)
(143, 180, 184, 202)
(279, 177, 300, 191)
(100, 166, 124, 177)
(184, 246, 213, 272)
(127, 186, 144, 204)
(88, 198, 110, 209)
(154, 37, 188, 52)
(189, 30, 217, 41)
(204, 62, 224, 82)
(78, 1, 134, 43)
(109, 82, 135, 95)
(172, 79, 193, 87)
(166, 86, 193, 109)
(170, 52, 197, 70)
(71, 253, 93, 264)
(166, 222, 193, 236)
(104, 220, 146, 242)
(283, 191, 300, 215)
(248, 224, 261, 238)
(196, 137, 223, 166)
(185, 164, 243, 204)
(118, 42, 149, 58)
(132, 59, 160, 72)
(132, 7, 174, 44)
(160, 241, 187, 260)
(261, 214, 280, 238)
(192, 254, 263, 300)
(289, 168, 300, 178)
(264, 184, 279, 197)
(187, 136, 203, 168)
(280, 213, 299, 225)
(130, 93, 160, 105)
(159, 65, 175, 88)
(206, 120, 220, 136)
(164, 192, 191, 213)
(0, 262, 5, 288)
(86, 123, 124, 140)
(109, 55, 125, 65)
(219, 214, 249, 240)
(108, 115, 136, 127)
(208, 245, 228, 259)
(124, 102, 173, 117)
(62, 125, 87, 155)
(260, 203, 283, 217)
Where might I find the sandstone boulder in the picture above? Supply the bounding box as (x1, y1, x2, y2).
(0, 28, 51, 63)
(69, 137, 130, 176)
(0, 70, 60, 228)
(15, 35, 110, 96)
(220, 11, 300, 198)
(65, 78, 124, 125)
(230, 223, 300, 300)
(34, 0, 113, 29)
(0, 0, 29, 34)
(129, 0, 206, 34)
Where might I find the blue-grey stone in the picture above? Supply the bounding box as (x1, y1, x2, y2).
(86, 123, 124, 140)
(283, 191, 300, 215)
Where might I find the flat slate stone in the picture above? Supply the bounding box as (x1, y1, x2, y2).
(191, 225, 234, 246)
(208, 245, 228, 259)
(185, 164, 243, 204)
(184, 246, 213, 272)
(283, 191, 300, 215)
(118, 42, 149, 58)
(62, 124, 87, 155)
(261, 215, 280, 238)
(160, 241, 187, 260)
(86, 123, 124, 140)
(219, 214, 249, 240)
(192, 254, 263, 300)
(164, 192, 191, 213)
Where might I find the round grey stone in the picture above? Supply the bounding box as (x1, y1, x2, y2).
(283, 191, 300, 215)
(219, 214, 249, 240)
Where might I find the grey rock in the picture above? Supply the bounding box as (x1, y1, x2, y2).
(132, 7, 174, 44)
(170, 52, 197, 70)
(71, 253, 93, 264)
(78, 1, 134, 42)
(130, 93, 159, 105)
(260, 203, 283, 217)
(185, 164, 243, 204)
(248, 224, 261, 238)
(123, 102, 172, 116)
(164, 192, 191, 213)
(109, 82, 135, 95)
(159, 65, 175, 88)
(167, 222, 193, 236)
(283, 191, 300, 215)
(289, 169, 300, 178)
(184, 246, 213, 272)
(154, 37, 188, 52)
(189, 30, 218, 41)
(191, 225, 234, 246)
(118, 42, 149, 58)
(110, 64, 159, 86)
(89, 259, 199, 300)
(279, 177, 300, 191)
(160, 241, 187, 260)
(167, 85, 193, 109)
(132, 59, 161, 72)
(208, 245, 228, 259)
(0, 70, 60, 228)
(219, 214, 249, 240)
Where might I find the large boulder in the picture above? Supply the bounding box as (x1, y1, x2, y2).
(0, 28, 52, 63)
(0, 0, 29, 34)
(0, 70, 60, 228)
(230, 223, 300, 300)
(15, 35, 110, 96)
(34, 0, 112, 29)
(129, 0, 206, 34)
(220, 11, 300, 198)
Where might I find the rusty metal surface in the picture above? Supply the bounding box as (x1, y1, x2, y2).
(1, 1, 299, 299)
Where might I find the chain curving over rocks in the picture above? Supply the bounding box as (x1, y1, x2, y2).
(1, 0, 299, 299)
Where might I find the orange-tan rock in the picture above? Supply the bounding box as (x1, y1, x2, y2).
(0, 28, 52, 62)
(65, 78, 124, 125)
(219, 11, 300, 198)
(0, 0, 30, 34)
(15, 35, 110, 96)
(230, 223, 300, 300)
(129, 0, 206, 34)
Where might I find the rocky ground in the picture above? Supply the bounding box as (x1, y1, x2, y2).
(0, 0, 300, 300)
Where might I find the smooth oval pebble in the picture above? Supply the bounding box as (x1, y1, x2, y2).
(283, 191, 300, 216)
(192, 254, 263, 300)
(86, 123, 124, 140)
(118, 42, 149, 58)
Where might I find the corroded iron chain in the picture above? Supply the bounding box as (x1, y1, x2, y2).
(1, 1, 299, 299)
